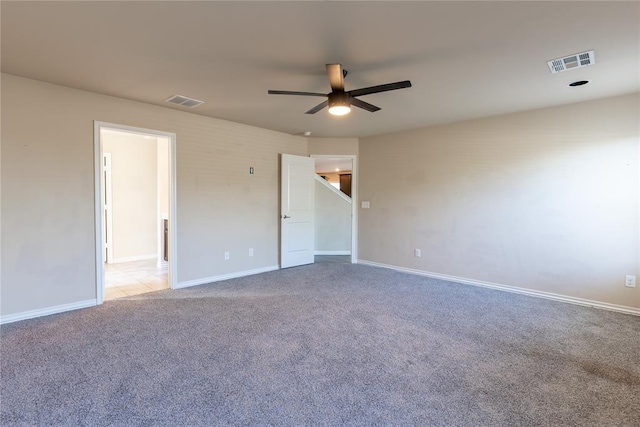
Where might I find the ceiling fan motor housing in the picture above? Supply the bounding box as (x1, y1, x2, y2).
(328, 91, 350, 109)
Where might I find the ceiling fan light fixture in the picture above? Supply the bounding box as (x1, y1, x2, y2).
(267, 63, 410, 115)
(328, 92, 351, 116)
(328, 105, 351, 116)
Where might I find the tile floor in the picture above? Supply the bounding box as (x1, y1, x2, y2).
(104, 257, 346, 300)
(105, 259, 168, 300)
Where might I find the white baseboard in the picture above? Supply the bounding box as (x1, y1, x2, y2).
(108, 254, 157, 264)
(1, 299, 97, 325)
(358, 260, 640, 316)
(315, 251, 351, 256)
(176, 265, 280, 289)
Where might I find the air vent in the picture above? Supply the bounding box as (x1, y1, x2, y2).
(547, 50, 595, 74)
(165, 94, 204, 108)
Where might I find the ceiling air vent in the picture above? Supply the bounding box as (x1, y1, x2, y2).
(165, 94, 204, 108)
(547, 50, 595, 74)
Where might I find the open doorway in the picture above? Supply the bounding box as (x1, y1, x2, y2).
(94, 122, 177, 303)
(311, 155, 357, 264)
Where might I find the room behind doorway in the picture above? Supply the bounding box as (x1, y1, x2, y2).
(95, 124, 176, 301)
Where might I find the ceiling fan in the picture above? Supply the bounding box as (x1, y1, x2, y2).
(268, 64, 412, 116)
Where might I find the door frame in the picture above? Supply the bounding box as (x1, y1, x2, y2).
(93, 121, 178, 304)
(310, 154, 358, 263)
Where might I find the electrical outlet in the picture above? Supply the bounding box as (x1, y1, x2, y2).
(414, 248, 421, 258)
(249, 248, 254, 257)
(224, 251, 230, 260)
(625, 275, 636, 288)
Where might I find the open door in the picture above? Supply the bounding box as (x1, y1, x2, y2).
(281, 154, 315, 268)
(102, 153, 113, 263)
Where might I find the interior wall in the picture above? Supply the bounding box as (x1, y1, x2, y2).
(103, 131, 158, 262)
(359, 93, 640, 309)
(157, 136, 170, 263)
(308, 138, 359, 157)
(158, 137, 170, 217)
(315, 178, 351, 254)
(1, 73, 308, 317)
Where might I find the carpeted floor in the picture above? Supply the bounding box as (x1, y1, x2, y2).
(2, 263, 639, 426)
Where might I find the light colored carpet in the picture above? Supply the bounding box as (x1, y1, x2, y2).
(2, 263, 639, 426)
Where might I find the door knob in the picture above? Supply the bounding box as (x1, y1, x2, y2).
(282, 215, 291, 219)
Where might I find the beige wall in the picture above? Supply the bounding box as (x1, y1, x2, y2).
(158, 137, 170, 218)
(359, 93, 640, 309)
(157, 137, 170, 261)
(315, 178, 351, 253)
(2, 72, 637, 317)
(308, 138, 359, 156)
(103, 131, 158, 261)
(1, 73, 308, 316)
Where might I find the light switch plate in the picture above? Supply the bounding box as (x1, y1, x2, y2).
(362, 201, 370, 209)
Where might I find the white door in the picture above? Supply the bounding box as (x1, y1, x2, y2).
(102, 153, 113, 263)
(281, 154, 315, 268)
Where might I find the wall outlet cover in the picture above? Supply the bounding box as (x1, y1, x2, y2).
(625, 275, 636, 288)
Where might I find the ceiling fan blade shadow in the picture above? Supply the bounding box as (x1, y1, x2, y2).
(305, 100, 328, 114)
(268, 90, 327, 97)
(351, 97, 381, 112)
(348, 80, 412, 97)
(326, 64, 345, 92)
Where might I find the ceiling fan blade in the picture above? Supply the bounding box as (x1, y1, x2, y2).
(305, 100, 328, 114)
(326, 64, 345, 92)
(351, 97, 381, 113)
(348, 80, 412, 98)
(268, 90, 327, 97)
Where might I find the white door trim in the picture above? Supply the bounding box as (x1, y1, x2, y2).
(310, 154, 358, 263)
(93, 121, 178, 304)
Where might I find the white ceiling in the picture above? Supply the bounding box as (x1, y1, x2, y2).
(2, 1, 638, 138)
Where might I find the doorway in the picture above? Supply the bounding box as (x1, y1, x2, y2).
(311, 154, 357, 263)
(94, 122, 177, 303)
